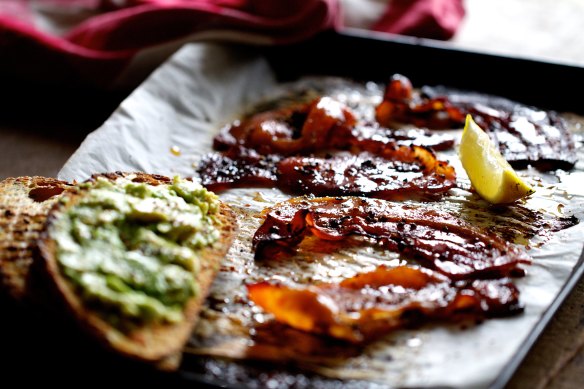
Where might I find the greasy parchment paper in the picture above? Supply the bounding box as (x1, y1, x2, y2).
(59, 43, 584, 388)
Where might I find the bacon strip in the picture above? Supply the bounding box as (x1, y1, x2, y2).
(375, 74, 577, 171)
(215, 96, 453, 154)
(253, 197, 531, 280)
(277, 152, 455, 201)
(214, 97, 357, 156)
(348, 124, 454, 152)
(375, 74, 466, 129)
(247, 266, 522, 343)
(199, 147, 455, 200)
(198, 147, 280, 192)
(199, 96, 457, 199)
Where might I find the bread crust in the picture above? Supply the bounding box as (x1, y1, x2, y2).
(36, 172, 237, 365)
(0, 176, 71, 301)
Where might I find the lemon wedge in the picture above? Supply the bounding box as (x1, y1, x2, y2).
(459, 115, 534, 204)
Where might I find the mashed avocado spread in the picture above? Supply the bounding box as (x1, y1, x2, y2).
(50, 175, 220, 325)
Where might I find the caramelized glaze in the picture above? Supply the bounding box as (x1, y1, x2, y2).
(253, 197, 531, 279)
(199, 96, 456, 199)
(248, 265, 522, 342)
(214, 97, 356, 156)
(277, 152, 455, 201)
(375, 74, 577, 171)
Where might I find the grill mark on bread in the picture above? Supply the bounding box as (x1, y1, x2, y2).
(0, 177, 71, 301)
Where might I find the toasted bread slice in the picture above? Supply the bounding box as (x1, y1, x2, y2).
(37, 172, 237, 365)
(0, 176, 71, 301)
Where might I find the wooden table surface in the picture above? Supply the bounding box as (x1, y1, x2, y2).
(1, 0, 583, 387)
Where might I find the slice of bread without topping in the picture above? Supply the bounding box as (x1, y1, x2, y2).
(36, 172, 237, 367)
(0, 176, 71, 302)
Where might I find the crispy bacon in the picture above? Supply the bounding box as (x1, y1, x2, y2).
(277, 152, 455, 201)
(375, 74, 466, 129)
(215, 96, 454, 154)
(253, 197, 531, 280)
(199, 95, 457, 199)
(214, 97, 357, 155)
(247, 265, 522, 342)
(198, 147, 280, 192)
(349, 124, 454, 151)
(376, 74, 577, 171)
(198, 147, 455, 200)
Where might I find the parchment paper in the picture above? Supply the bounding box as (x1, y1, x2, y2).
(59, 43, 584, 388)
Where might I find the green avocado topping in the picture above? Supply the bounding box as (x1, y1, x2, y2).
(50, 175, 220, 326)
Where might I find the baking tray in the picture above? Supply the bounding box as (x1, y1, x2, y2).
(174, 30, 584, 389)
(2, 30, 583, 388)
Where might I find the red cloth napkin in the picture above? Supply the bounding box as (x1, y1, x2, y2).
(372, 0, 465, 40)
(0, 0, 464, 87)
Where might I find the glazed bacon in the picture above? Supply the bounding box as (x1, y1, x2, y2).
(375, 74, 577, 171)
(349, 124, 454, 152)
(199, 96, 457, 199)
(277, 152, 455, 201)
(198, 147, 280, 192)
(249, 196, 530, 342)
(199, 147, 455, 200)
(253, 197, 531, 280)
(215, 96, 453, 154)
(247, 265, 522, 343)
(375, 74, 466, 129)
(214, 97, 357, 156)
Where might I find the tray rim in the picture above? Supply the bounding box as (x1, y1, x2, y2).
(342, 27, 584, 70)
(264, 29, 584, 115)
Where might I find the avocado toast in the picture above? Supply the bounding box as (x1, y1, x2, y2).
(1, 172, 236, 369)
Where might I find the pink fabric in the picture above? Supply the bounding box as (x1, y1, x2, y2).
(66, 1, 340, 50)
(373, 0, 465, 40)
(0, 0, 465, 87)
